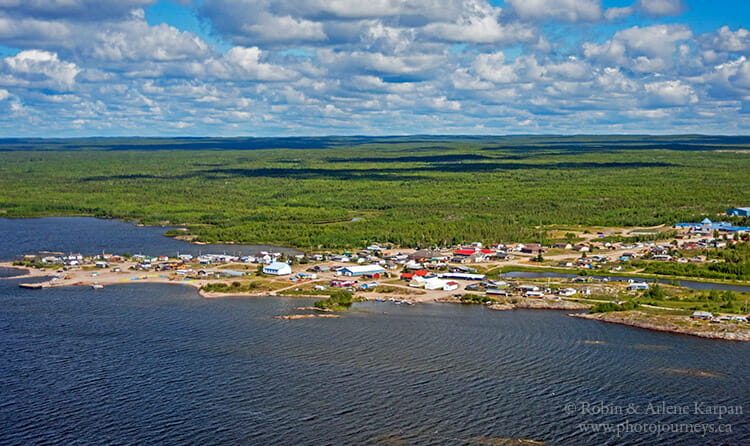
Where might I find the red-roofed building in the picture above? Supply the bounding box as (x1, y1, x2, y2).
(415, 269, 430, 276)
(400, 273, 415, 280)
(443, 281, 459, 291)
(480, 249, 495, 254)
(454, 248, 476, 256)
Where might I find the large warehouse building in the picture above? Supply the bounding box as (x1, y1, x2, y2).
(727, 207, 750, 217)
(339, 265, 386, 277)
(263, 261, 292, 276)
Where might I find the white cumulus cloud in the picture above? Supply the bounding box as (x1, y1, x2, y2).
(636, 0, 685, 18)
(644, 80, 697, 106)
(583, 24, 692, 72)
(506, 0, 603, 22)
(2, 49, 80, 89)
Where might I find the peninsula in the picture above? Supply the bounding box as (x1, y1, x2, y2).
(5, 218, 750, 341)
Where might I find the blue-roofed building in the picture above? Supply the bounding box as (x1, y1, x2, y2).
(675, 218, 749, 234)
(727, 207, 750, 217)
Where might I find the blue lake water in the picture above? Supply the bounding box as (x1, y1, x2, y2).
(0, 218, 748, 444)
(0, 217, 300, 261)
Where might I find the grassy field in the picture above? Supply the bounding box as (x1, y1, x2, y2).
(1, 135, 749, 249)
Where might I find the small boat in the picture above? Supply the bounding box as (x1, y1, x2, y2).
(92, 283, 103, 289)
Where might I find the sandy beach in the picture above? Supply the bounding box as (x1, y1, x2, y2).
(1, 261, 206, 290)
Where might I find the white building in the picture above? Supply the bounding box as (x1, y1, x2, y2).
(443, 281, 459, 291)
(339, 265, 386, 277)
(627, 282, 649, 291)
(424, 277, 447, 290)
(263, 262, 292, 276)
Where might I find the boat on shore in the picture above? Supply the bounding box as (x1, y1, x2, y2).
(19, 283, 44, 289)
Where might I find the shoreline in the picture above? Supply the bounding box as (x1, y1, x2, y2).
(4, 260, 750, 342)
(500, 265, 750, 288)
(571, 311, 750, 342)
(488, 298, 589, 311)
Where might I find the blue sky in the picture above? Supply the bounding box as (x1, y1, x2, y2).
(0, 0, 748, 136)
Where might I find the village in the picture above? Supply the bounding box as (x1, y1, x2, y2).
(5, 210, 750, 336)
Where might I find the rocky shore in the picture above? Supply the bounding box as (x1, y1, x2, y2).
(488, 298, 590, 312)
(273, 314, 341, 320)
(571, 311, 750, 341)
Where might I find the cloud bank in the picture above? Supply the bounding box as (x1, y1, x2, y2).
(0, 0, 748, 136)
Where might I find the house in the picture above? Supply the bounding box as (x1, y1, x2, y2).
(408, 250, 446, 262)
(521, 244, 546, 255)
(453, 248, 485, 262)
(558, 288, 577, 296)
(443, 281, 459, 291)
(486, 288, 511, 296)
(220, 270, 246, 278)
(553, 243, 573, 250)
(263, 262, 292, 276)
(692, 311, 713, 320)
(454, 248, 476, 256)
(339, 265, 386, 277)
(627, 282, 649, 291)
(330, 279, 356, 287)
(452, 265, 478, 273)
(727, 207, 750, 217)
(438, 272, 486, 281)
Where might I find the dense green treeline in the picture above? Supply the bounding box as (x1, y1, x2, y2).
(0, 135, 749, 249)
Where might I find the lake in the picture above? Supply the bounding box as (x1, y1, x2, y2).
(0, 217, 300, 261)
(0, 218, 748, 444)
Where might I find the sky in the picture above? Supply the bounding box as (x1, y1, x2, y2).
(0, 0, 749, 137)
